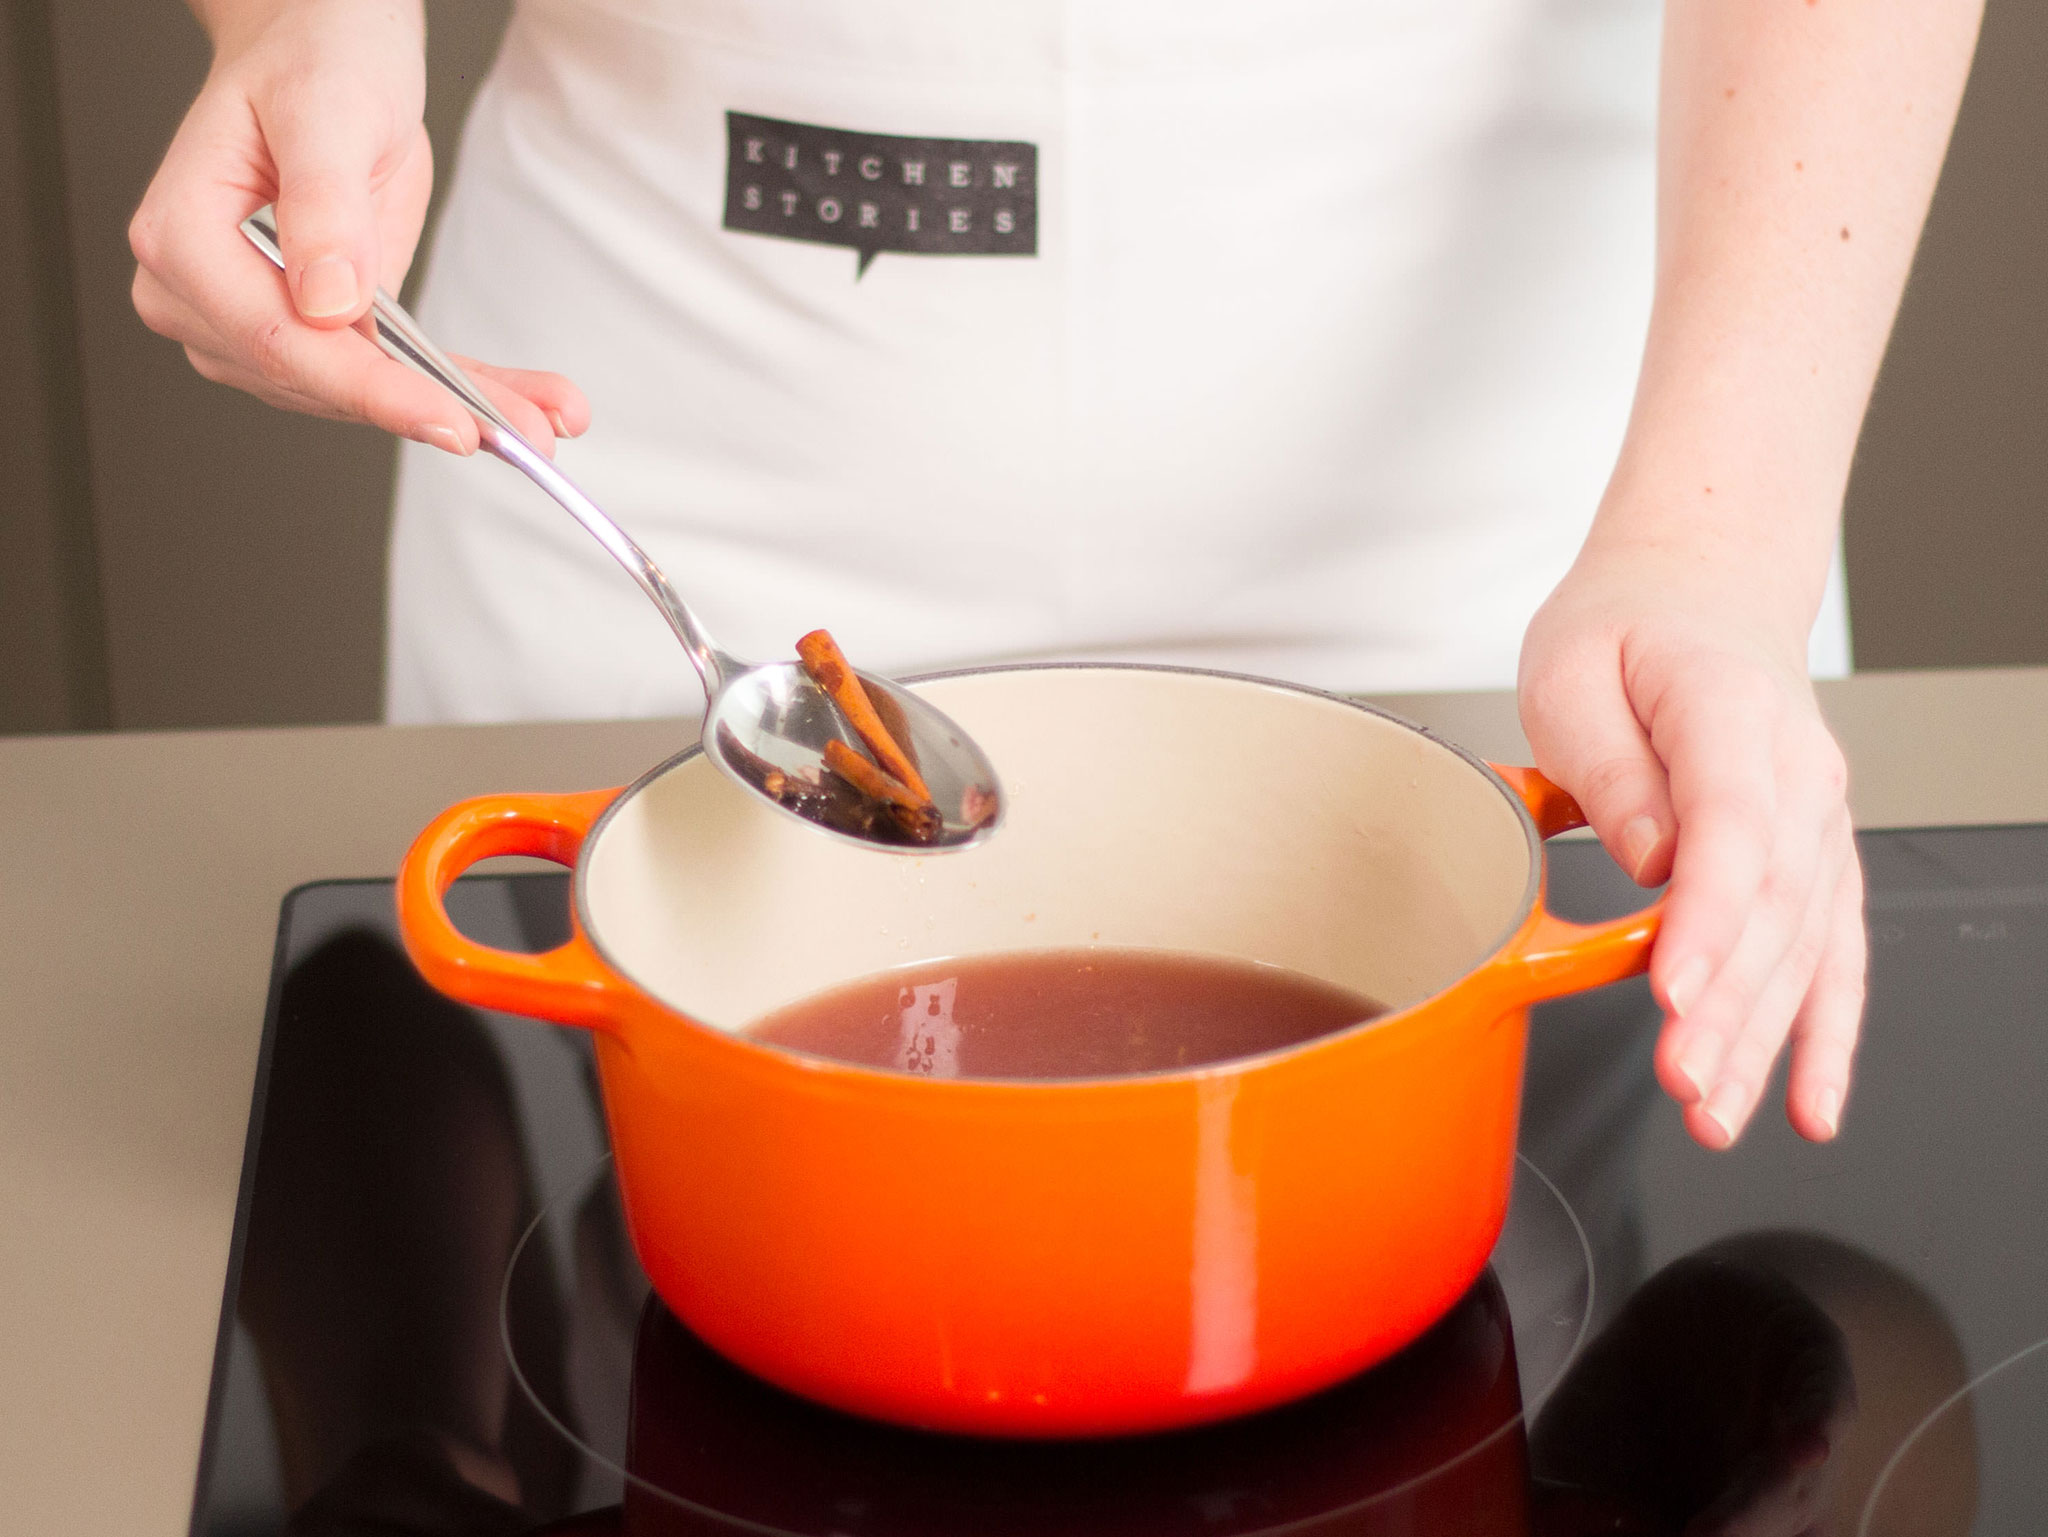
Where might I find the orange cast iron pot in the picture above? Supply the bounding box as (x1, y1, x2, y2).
(395, 666, 1661, 1438)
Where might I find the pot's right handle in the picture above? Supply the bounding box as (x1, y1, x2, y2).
(396, 787, 629, 1032)
(1486, 763, 1665, 1006)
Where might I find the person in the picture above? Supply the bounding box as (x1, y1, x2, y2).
(128, 0, 1984, 1150)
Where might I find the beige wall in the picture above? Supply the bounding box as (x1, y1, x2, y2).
(0, 0, 508, 734)
(0, 0, 2042, 734)
(1845, 0, 2048, 669)
(0, 0, 104, 732)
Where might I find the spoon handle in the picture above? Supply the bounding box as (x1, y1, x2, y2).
(237, 204, 732, 693)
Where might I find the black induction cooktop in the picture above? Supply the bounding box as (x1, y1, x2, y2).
(191, 828, 2048, 1536)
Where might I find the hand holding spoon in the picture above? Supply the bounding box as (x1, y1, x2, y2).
(239, 205, 1002, 851)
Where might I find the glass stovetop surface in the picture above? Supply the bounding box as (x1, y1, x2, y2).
(192, 827, 2048, 1536)
(495, 1150, 1588, 1536)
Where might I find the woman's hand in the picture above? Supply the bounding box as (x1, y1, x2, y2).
(129, 0, 587, 453)
(1525, 0, 1981, 1148)
(1519, 540, 1863, 1149)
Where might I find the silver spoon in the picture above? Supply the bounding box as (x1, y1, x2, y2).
(240, 205, 1002, 851)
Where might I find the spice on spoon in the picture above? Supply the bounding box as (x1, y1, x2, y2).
(823, 740, 942, 843)
(727, 629, 998, 844)
(795, 630, 947, 844)
(717, 723, 897, 839)
(795, 630, 937, 809)
(960, 783, 999, 829)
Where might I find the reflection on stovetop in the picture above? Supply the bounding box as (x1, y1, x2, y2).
(194, 828, 2048, 1536)
(560, 1265, 1529, 1535)
(486, 1148, 1588, 1536)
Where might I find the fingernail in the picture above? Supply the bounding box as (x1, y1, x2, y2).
(1703, 1080, 1749, 1145)
(1814, 1086, 1842, 1138)
(411, 423, 468, 455)
(297, 255, 360, 319)
(1620, 815, 1662, 881)
(1665, 956, 1710, 1018)
(547, 408, 572, 438)
(1674, 1034, 1721, 1100)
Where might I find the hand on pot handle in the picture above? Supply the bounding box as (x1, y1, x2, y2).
(1490, 766, 1665, 1004)
(1518, 573, 1864, 1152)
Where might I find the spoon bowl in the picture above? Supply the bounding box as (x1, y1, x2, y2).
(240, 205, 1002, 852)
(707, 660, 1003, 850)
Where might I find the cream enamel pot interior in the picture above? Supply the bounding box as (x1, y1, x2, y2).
(397, 665, 1662, 1436)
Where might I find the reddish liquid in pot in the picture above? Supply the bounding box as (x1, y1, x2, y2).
(744, 949, 1388, 1079)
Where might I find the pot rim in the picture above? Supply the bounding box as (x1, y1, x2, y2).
(570, 661, 1547, 1087)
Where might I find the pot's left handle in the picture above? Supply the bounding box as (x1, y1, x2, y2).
(1486, 764, 1665, 1005)
(396, 787, 629, 1032)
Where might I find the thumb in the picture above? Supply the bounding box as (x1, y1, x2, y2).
(264, 101, 384, 327)
(1520, 658, 1678, 888)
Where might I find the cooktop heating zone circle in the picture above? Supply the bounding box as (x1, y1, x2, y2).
(500, 1153, 1594, 1535)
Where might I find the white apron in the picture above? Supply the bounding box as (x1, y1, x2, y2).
(387, 0, 1850, 724)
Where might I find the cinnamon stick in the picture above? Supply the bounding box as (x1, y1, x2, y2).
(863, 682, 921, 779)
(718, 722, 902, 840)
(822, 739, 917, 812)
(796, 630, 937, 811)
(823, 740, 942, 842)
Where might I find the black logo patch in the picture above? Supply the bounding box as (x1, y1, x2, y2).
(723, 112, 1037, 276)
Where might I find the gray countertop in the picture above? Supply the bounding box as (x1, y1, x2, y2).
(6, 667, 2046, 1533)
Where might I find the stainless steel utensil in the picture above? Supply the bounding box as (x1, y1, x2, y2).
(240, 205, 1002, 850)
